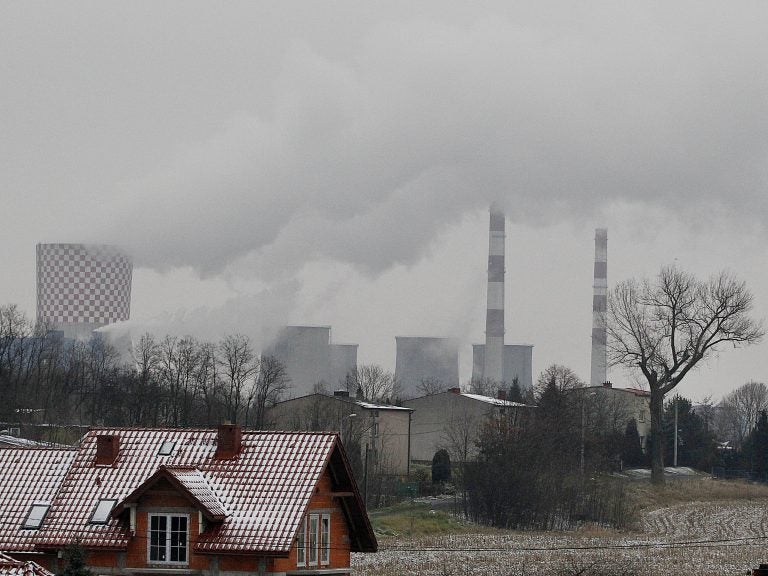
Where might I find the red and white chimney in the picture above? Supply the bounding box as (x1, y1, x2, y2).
(590, 228, 608, 386)
(483, 205, 505, 384)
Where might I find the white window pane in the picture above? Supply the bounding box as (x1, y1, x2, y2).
(23, 504, 49, 529)
(91, 499, 116, 524)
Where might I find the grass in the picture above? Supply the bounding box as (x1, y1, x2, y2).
(627, 476, 768, 511)
(369, 500, 499, 537)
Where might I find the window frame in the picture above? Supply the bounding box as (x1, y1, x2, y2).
(297, 512, 331, 568)
(22, 503, 50, 530)
(147, 513, 189, 565)
(89, 498, 117, 524)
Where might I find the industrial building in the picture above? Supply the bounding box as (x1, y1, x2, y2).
(263, 326, 358, 397)
(394, 336, 459, 399)
(472, 207, 534, 390)
(36, 243, 132, 340)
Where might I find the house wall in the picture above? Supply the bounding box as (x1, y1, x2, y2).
(403, 392, 507, 462)
(267, 396, 412, 475)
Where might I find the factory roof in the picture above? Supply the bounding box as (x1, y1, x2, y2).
(274, 393, 412, 411)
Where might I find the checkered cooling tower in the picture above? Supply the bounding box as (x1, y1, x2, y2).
(36, 243, 132, 328)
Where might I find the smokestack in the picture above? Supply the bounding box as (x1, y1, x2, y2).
(483, 205, 505, 384)
(590, 228, 608, 386)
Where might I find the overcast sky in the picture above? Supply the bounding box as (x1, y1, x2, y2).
(2, 1, 766, 401)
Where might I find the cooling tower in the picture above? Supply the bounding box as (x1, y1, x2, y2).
(395, 336, 460, 399)
(590, 228, 608, 386)
(264, 326, 358, 396)
(483, 206, 506, 383)
(36, 243, 132, 339)
(471, 343, 533, 390)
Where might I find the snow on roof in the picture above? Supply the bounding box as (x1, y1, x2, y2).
(460, 393, 531, 408)
(0, 448, 76, 551)
(33, 428, 373, 554)
(0, 552, 53, 576)
(0, 435, 68, 448)
(354, 400, 412, 411)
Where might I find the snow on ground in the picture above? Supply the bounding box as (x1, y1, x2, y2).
(353, 499, 768, 575)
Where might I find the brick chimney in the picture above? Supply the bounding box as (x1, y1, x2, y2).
(603, 381, 612, 388)
(497, 390, 507, 401)
(215, 424, 242, 459)
(95, 434, 119, 466)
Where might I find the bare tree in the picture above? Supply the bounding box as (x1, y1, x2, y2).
(246, 354, 289, 429)
(344, 364, 396, 402)
(467, 376, 496, 397)
(534, 364, 584, 400)
(417, 376, 445, 396)
(720, 381, 768, 448)
(218, 334, 258, 424)
(607, 267, 763, 484)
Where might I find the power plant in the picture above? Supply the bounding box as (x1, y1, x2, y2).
(36, 243, 132, 339)
(395, 336, 460, 398)
(590, 228, 608, 386)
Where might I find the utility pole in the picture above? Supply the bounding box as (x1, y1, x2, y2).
(673, 396, 679, 467)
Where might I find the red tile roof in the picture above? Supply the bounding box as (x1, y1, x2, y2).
(0, 553, 52, 576)
(33, 429, 374, 554)
(0, 448, 76, 552)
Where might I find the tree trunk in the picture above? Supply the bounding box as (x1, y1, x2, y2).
(650, 388, 665, 484)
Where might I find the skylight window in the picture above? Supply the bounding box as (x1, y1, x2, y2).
(23, 504, 50, 529)
(158, 441, 176, 456)
(90, 499, 117, 524)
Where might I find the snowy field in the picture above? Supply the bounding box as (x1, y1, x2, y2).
(352, 499, 768, 575)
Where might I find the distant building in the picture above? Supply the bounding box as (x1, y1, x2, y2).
(574, 383, 651, 450)
(471, 343, 533, 390)
(403, 388, 534, 463)
(395, 336, 459, 399)
(36, 243, 132, 340)
(263, 326, 357, 397)
(266, 391, 412, 475)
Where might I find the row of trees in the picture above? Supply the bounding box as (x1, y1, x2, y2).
(0, 304, 290, 432)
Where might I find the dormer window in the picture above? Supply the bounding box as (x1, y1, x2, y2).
(90, 499, 117, 524)
(158, 441, 176, 456)
(23, 503, 50, 529)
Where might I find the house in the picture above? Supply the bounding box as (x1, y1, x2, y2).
(0, 552, 52, 576)
(266, 392, 413, 476)
(0, 426, 376, 576)
(574, 383, 651, 449)
(402, 388, 534, 463)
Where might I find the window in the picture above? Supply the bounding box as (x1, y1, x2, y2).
(148, 514, 188, 564)
(320, 514, 330, 565)
(23, 504, 50, 529)
(308, 514, 318, 565)
(90, 499, 117, 524)
(297, 513, 331, 567)
(297, 517, 306, 566)
(639, 411, 646, 423)
(158, 441, 176, 456)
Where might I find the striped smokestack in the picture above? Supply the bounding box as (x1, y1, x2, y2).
(483, 205, 505, 383)
(590, 228, 608, 386)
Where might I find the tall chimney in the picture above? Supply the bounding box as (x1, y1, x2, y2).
(483, 205, 505, 384)
(590, 228, 608, 386)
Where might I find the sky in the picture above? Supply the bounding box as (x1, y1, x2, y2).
(1, 1, 766, 402)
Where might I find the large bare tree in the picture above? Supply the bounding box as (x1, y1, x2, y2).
(607, 266, 763, 484)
